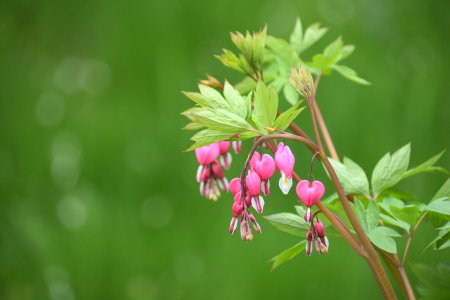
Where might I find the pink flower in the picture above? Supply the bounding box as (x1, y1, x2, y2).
(246, 170, 264, 213)
(315, 219, 329, 250)
(218, 141, 232, 169)
(229, 178, 242, 196)
(195, 143, 220, 165)
(250, 152, 276, 196)
(275, 142, 295, 194)
(194, 143, 232, 201)
(296, 180, 325, 222)
(306, 230, 313, 256)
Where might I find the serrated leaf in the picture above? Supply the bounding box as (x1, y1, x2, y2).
(264, 213, 310, 236)
(299, 22, 328, 53)
(190, 108, 254, 133)
(426, 197, 450, 216)
(216, 49, 246, 74)
(269, 241, 306, 271)
(331, 64, 371, 85)
(272, 101, 305, 131)
(390, 205, 420, 227)
(368, 226, 401, 253)
(372, 143, 411, 198)
(185, 129, 236, 152)
(223, 80, 248, 120)
(403, 150, 446, 179)
(253, 81, 278, 130)
(328, 157, 370, 198)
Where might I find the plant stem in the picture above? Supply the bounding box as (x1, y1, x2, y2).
(402, 212, 427, 266)
(245, 134, 366, 257)
(313, 73, 339, 161)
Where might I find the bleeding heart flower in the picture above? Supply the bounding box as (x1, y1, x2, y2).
(296, 180, 325, 207)
(250, 152, 276, 196)
(296, 180, 325, 222)
(275, 142, 295, 194)
(218, 141, 232, 169)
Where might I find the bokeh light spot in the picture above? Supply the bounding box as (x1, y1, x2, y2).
(57, 195, 88, 230)
(140, 197, 173, 229)
(35, 92, 65, 128)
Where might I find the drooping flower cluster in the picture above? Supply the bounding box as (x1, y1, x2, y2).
(228, 151, 276, 240)
(195, 141, 241, 201)
(306, 219, 329, 256)
(195, 142, 230, 201)
(296, 179, 329, 255)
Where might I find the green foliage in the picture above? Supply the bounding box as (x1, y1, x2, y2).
(372, 143, 411, 198)
(367, 226, 401, 253)
(411, 263, 450, 300)
(269, 241, 306, 271)
(403, 150, 447, 179)
(272, 100, 305, 131)
(328, 157, 370, 198)
(263, 213, 310, 236)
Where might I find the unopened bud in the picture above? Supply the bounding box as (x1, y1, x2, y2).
(199, 74, 223, 90)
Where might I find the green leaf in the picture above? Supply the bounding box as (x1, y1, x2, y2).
(185, 129, 236, 152)
(429, 179, 450, 227)
(426, 197, 450, 216)
(331, 64, 371, 85)
(269, 241, 306, 271)
(411, 263, 450, 299)
(283, 83, 299, 105)
(264, 213, 310, 236)
(322, 202, 354, 231)
(289, 17, 303, 54)
(338, 45, 355, 62)
(366, 200, 380, 232)
(216, 49, 246, 74)
(323, 37, 343, 66)
(235, 76, 256, 94)
(403, 150, 446, 179)
(223, 80, 248, 120)
(424, 228, 450, 252)
(432, 178, 450, 201)
(438, 221, 450, 229)
(436, 231, 450, 249)
(368, 226, 401, 253)
(328, 157, 370, 198)
(182, 122, 204, 130)
(253, 81, 278, 130)
(272, 100, 305, 131)
(380, 213, 410, 232)
(372, 143, 411, 198)
(299, 22, 328, 53)
(190, 108, 254, 133)
(354, 198, 369, 233)
(390, 205, 420, 227)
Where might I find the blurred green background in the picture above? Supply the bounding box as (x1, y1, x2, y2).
(1, 0, 449, 299)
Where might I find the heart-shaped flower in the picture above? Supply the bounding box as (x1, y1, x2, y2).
(296, 180, 325, 207)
